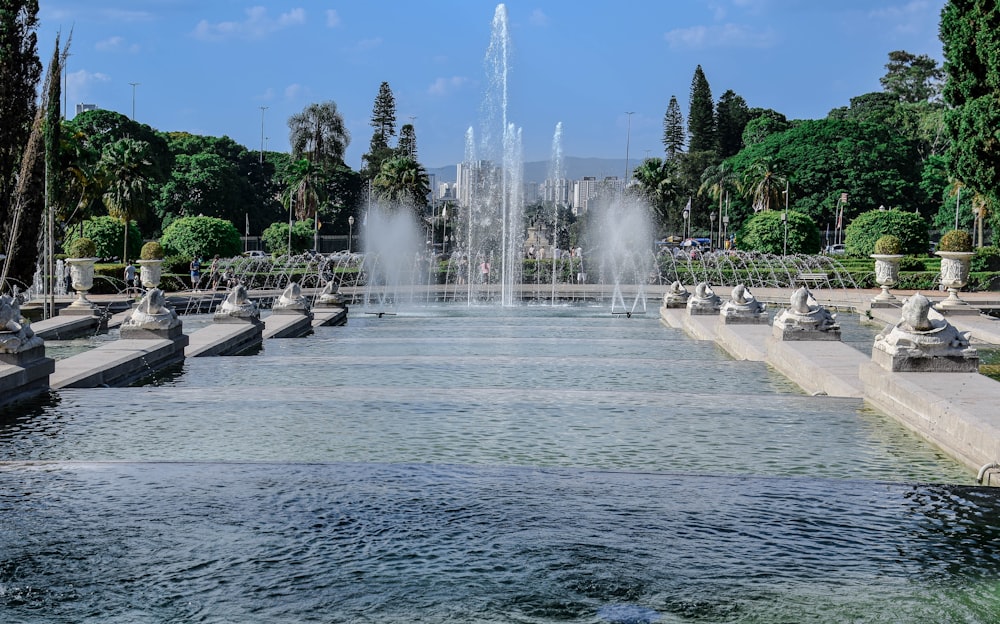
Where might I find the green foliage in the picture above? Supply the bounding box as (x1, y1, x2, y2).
(64, 215, 142, 259)
(687, 65, 716, 154)
(140, 240, 164, 260)
(881, 50, 944, 103)
(715, 90, 750, 158)
(160, 215, 242, 259)
(898, 255, 926, 271)
(735, 210, 820, 254)
(65, 236, 96, 258)
(261, 220, 314, 255)
(662, 95, 685, 159)
(843, 209, 928, 256)
(289, 101, 349, 165)
(938, 228, 973, 252)
(971, 246, 1000, 271)
(873, 234, 903, 255)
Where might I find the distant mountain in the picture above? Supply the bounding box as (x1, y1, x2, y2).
(427, 156, 630, 185)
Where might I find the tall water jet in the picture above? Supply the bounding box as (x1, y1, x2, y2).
(460, 3, 524, 306)
(548, 122, 565, 304)
(592, 194, 655, 315)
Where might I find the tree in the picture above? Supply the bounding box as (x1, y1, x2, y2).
(843, 208, 928, 257)
(662, 96, 685, 159)
(740, 158, 785, 213)
(371, 156, 429, 211)
(398, 123, 417, 160)
(715, 90, 750, 158)
(941, 0, 1000, 243)
(0, 0, 41, 233)
(98, 137, 156, 261)
(736, 209, 820, 254)
(687, 65, 716, 154)
(632, 157, 682, 234)
(698, 161, 739, 223)
(741, 108, 790, 146)
(160, 215, 243, 259)
(881, 50, 944, 103)
(288, 101, 350, 165)
(362, 82, 398, 180)
(63, 215, 141, 261)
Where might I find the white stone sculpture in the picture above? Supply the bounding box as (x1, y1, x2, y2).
(686, 282, 721, 315)
(661, 281, 690, 308)
(772, 287, 840, 340)
(719, 284, 769, 324)
(214, 284, 260, 321)
(872, 293, 978, 372)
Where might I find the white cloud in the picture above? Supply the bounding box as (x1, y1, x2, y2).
(427, 76, 468, 97)
(66, 69, 111, 105)
(664, 23, 776, 49)
(529, 9, 548, 27)
(869, 0, 932, 35)
(284, 83, 308, 100)
(326, 9, 341, 27)
(94, 35, 140, 53)
(193, 6, 307, 41)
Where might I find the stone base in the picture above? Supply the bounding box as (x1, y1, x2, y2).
(0, 346, 55, 409)
(120, 323, 185, 340)
(686, 305, 720, 316)
(59, 302, 101, 316)
(271, 307, 311, 315)
(721, 313, 770, 325)
(661, 301, 687, 309)
(870, 300, 899, 309)
(933, 303, 982, 316)
(871, 345, 979, 372)
(213, 315, 264, 326)
(772, 324, 842, 341)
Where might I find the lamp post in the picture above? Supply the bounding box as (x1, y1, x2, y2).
(441, 206, 448, 253)
(709, 212, 716, 250)
(348, 216, 354, 253)
(129, 82, 139, 120)
(313, 206, 320, 253)
(287, 196, 294, 257)
(782, 210, 788, 256)
(624, 111, 635, 193)
(682, 206, 690, 240)
(259, 106, 268, 165)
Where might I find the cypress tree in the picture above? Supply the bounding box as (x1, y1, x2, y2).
(687, 65, 716, 154)
(662, 95, 685, 159)
(0, 0, 42, 248)
(362, 82, 398, 180)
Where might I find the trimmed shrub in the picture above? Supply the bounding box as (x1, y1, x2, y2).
(938, 229, 973, 252)
(735, 210, 821, 255)
(140, 240, 165, 260)
(873, 234, 902, 255)
(972, 246, 1000, 272)
(844, 209, 927, 257)
(898, 256, 926, 271)
(63, 215, 141, 260)
(160, 216, 242, 259)
(261, 220, 314, 255)
(65, 236, 96, 258)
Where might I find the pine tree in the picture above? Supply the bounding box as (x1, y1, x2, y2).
(397, 123, 417, 160)
(715, 90, 750, 158)
(687, 65, 716, 154)
(662, 96, 685, 159)
(362, 82, 398, 180)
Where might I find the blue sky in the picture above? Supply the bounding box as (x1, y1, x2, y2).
(39, 0, 946, 170)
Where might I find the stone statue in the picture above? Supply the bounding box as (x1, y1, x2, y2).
(0, 293, 42, 353)
(872, 293, 978, 371)
(273, 282, 311, 314)
(317, 279, 345, 307)
(686, 282, 722, 315)
(661, 281, 690, 308)
(214, 284, 260, 321)
(122, 288, 181, 332)
(773, 286, 840, 340)
(719, 284, 768, 324)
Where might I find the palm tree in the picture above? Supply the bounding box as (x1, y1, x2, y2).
(372, 156, 430, 211)
(699, 161, 739, 223)
(740, 158, 786, 212)
(98, 137, 154, 260)
(282, 158, 327, 221)
(288, 101, 350, 166)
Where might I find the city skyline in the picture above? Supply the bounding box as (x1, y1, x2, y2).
(41, 1, 945, 169)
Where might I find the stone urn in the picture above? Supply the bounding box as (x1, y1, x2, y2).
(65, 256, 99, 310)
(137, 259, 164, 289)
(870, 254, 903, 306)
(935, 250, 975, 310)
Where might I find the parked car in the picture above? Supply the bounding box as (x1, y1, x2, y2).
(825, 244, 846, 255)
(242, 250, 269, 258)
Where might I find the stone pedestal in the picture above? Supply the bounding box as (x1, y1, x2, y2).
(719, 285, 768, 324)
(661, 281, 690, 309)
(935, 250, 976, 314)
(871, 254, 903, 308)
(64, 257, 101, 315)
(872, 293, 978, 372)
(685, 282, 721, 316)
(772, 287, 841, 341)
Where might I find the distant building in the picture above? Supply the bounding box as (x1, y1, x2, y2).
(455, 160, 499, 207)
(75, 103, 98, 116)
(541, 178, 571, 204)
(573, 176, 598, 214)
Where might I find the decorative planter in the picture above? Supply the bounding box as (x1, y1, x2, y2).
(65, 257, 99, 311)
(870, 254, 903, 306)
(137, 259, 164, 289)
(935, 250, 975, 310)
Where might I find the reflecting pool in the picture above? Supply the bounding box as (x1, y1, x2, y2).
(2, 305, 997, 623)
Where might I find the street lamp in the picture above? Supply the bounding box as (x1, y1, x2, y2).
(782, 210, 788, 256)
(682, 207, 690, 240)
(287, 196, 294, 257)
(259, 106, 268, 165)
(129, 82, 139, 120)
(441, 206, 448, 253)
(709, 212, 716, 250)
(348, 215, 354, 253)
(624, 111, 635, 192)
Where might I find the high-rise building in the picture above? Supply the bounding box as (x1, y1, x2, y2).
(75, 103, 98, 116)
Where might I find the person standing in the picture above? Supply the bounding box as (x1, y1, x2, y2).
(189, 257, 201, 290)
(123, 260, 136, 293)
(209, 255, 220, 290)
(479, 258, 491, 283)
